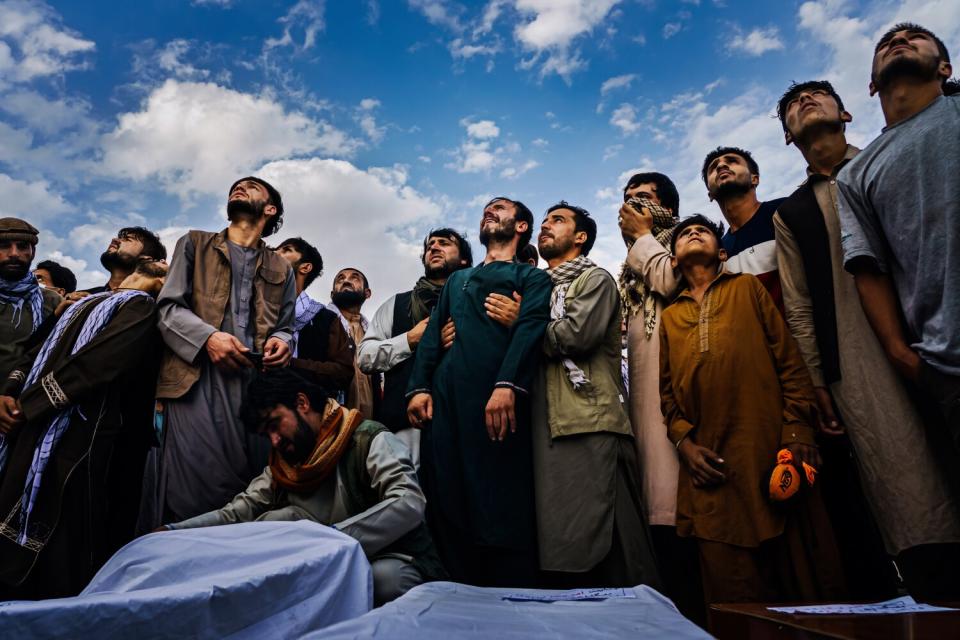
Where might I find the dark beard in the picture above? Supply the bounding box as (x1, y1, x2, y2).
(711, 178, 753, 202)
(100, 249, 138, 271)
(279, 413, 319, 465)
(424, 256, 462, 279)
(331, 289, 366, 308)
(0, 259, 29, 281)
(538, 235, 572, 260)
(873, 54, 940, 92)
(227, 198, 265, 224)
(479, 218, 516, 247)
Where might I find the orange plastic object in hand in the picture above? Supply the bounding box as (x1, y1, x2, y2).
(768, 448, 818, 502)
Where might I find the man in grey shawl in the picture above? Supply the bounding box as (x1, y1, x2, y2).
(140, 177, 296, 528)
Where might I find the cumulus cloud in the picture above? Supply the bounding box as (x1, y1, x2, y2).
(513, 0, 621, 81)
(100, 79, 360, 197)
(610, 103, 641, 134)
(0, 0, 95, 85)
(256, 158, 444, 308)
(407, 0, 463, 30)
(0, 89, 92, 135)
(265, 0, 326, 51)
(600, 73, 637, 95)
(464, 119, 501, 139)
(355, 98, 386, 143)
(0, 173, 69, 220)
(729, 25, 785, 56)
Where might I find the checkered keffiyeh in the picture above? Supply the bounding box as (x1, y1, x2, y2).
(618, 196, 679, 339)
(547, 255, 596, 390)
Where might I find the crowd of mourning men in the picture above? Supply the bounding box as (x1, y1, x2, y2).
(0, 20, 957, 626)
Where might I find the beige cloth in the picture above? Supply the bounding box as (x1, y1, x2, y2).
(345, 315, 375, 419)
(774, 146, 960, 554)
(624, 234, 681, 526)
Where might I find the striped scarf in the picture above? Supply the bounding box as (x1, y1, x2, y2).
(617, 197, 679, 339)
(0, 289, 149, 546)
(0, 272, 44, 331)
(547, 255, 596, 390)
(292, 291, 325, 357)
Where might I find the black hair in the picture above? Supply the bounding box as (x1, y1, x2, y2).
(335, 267, 369, 290)
(119, 226, 167, 261)
(242, 368, 332, 433)
(422, 228, 473, 267)
(701, 146, 759, 185)
(277, 237, 323, 288)
(36, 259, 77, 293)
(776, 80, 846, 133)
(945, 78, 960, 96)
(670, 214, 726, 254)
(622, 172, 680, 214)
(229, 176, 284, 238)
(545, 201, 598, 256)
(486, 197, 534, 249)
(876, 22, 950, 63)
(517, 243, 539, 266)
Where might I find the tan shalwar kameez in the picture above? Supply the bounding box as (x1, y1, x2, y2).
(774, 146, 960, 555)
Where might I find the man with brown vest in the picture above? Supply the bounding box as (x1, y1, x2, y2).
(145, 177, 296, 526)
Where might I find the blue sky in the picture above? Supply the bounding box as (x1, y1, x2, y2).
(1, 0, 957, 309)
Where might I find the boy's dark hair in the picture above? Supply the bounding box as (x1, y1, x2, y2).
(876, 22, 950, 63)
(422, 228, 473, 267)
(623, 172, 680, 214)
(36, 259, 77, 293)
(546, 201, 598, 256)
(242, 369, 332, 433)
(119, 226, 167, 261)
(670, 214, 726, 254)
(701, 146, 760, 185)
(229, 176, 284, 238)
(486, 197, 534, 249)
(776, 80, 846, 132)
(518, 243, 539, 265)
(277, 237, 323, 288)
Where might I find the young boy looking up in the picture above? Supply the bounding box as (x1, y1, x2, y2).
(659, 214, 846, 605)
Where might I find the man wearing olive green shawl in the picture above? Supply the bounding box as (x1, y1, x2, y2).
(161, 368, 445, 605)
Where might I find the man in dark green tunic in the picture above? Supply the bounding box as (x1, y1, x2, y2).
(407, 197, 551, 587)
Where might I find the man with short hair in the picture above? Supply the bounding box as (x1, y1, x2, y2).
(701, 146, 785, 309)
(660, 214, 845, 604)
(275, 237, 354, 398)
(146, 176, 296, 528)
(84, 227, 168, 295)
(0, 258, 168, 599)
(837, 23, 960, 452)
(407, 197, 551, 586)
(358, 229, 472, 467)
(532, 201, 660, 589)
(34, 260, 77, 297)
(776, 79, 960, 600)
(160, 368, 444, 606)
(0, 218, 61, 381)
(329, 268, 378, 419)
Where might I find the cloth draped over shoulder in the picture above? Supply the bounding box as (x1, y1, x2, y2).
(0, 273, 44, 332)
(547, 255, 597, 390)
(409, 277, 443, 324)
(270, 403, 363, 494)
(617, 197, 678, 338)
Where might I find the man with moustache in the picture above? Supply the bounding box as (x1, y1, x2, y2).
(84, 227, 168, 295)
(701, 147, 785, 310)
(358, 229, 473, 467)
(274, 237, 354, 399)
(329, 268, 378, 418)
(407, 198, 551, 586)
(0, 258, 168, 599)
(144, 177, 296, 528)
(531, 202, 660, 589)
(0, 219, 62, 381)
(838, 24, 960, 455)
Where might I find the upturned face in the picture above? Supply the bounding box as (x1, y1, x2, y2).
(705, 153, 756, 200)
(871, 28, 946, 92)
(422, 235, 464, 277)
(275, 244, 303, 269)
(537, 208, 581, 260)
(623, 182, 661, 205)
(34, 268, 65, 296)
(673, 223, 722, 264)
(332, 268, 366, 294)
(783, 89, 849, 143)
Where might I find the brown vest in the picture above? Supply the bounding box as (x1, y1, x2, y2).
(156, 229, 290, 399)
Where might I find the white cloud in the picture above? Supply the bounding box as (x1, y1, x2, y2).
(531, 137, 549, 147)
(364, 0, 380, 25)
(256, 158, 444, 309)
(449, 38, 501, 61)
(602, 143, 622, 161)
(407, 0, 462, 30)
(0, 89, 92, 135)
(500, 159, 538, 179)
(355, 98, 385, 143)
(662, 22, 682, 39)
(464, 119, 501, 139)
(0, 173, 69, 220)
(513, 0, 621, 81)
(0, 0, 95, 85)
(156, 39, 210, 79)
(100, 79, 360, 197)
(38, 249, 106, 290)
(265, 0, 325, 51)
(600, 73, 637, 95)
(729, 25, 785, 56)
(610, 103, 641, 134)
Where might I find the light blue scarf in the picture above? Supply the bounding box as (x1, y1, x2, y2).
(0, 272, 44, 331)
